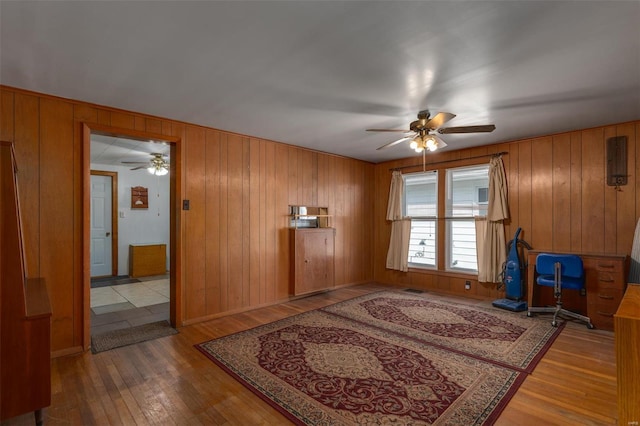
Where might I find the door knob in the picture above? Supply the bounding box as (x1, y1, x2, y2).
(106, 232, 111, 237)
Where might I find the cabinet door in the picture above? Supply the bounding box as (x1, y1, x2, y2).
(294, 229, 335, 295)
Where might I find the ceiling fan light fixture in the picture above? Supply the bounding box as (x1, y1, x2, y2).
(425, 136, 438, 151)
(145, 153, 170, 176)
(148, 165, 169, 176)
(410, 133, 438, 153)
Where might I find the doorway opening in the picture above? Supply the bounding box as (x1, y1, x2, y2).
(83, 124, 181, 351)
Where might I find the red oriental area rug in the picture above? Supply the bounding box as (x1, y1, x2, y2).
(196, 291, 565, 425)
(321, 291, 564, 373)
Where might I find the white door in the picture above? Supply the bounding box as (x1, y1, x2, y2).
(90, 174, 113, 277)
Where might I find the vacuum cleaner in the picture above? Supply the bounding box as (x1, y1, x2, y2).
(492, 227, 531, 312)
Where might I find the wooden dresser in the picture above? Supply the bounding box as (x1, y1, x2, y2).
(527, 251, 628, 331)
(615, 284, 640, 426)
(290, 228, 335, 296)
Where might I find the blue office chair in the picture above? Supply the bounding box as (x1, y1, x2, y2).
(527, 253, 594, 329)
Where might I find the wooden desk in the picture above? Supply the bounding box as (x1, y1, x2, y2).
(527, 251, 628, 331)
(615, 284, 640, 425)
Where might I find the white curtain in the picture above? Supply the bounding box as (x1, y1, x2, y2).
(386, 171, 410, 272)
(386, 171, 403, 221)
(476, 156, 509, 283)
(386, 219, 412, 272)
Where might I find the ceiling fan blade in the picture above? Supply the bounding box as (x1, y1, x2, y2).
(130, 166, 148, 170)
(438, 125, 496, 134)
(366, 128, 412, 133)
(433, 134, 447, 149)
(376, 135, 414, 150)
(424, 112, 456, 129)
(122, 161, 149, 164)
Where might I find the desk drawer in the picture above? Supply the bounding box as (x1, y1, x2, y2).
(588, 288, 623, 330)
(583, 257, 624, 272)
(594, 260, 624, 273)
(596, 272, 624, 289)
(591, 310, 615, 330)
(589, 290, 623, 310)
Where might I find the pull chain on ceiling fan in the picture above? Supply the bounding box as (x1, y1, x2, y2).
(367, 110, 496, 153)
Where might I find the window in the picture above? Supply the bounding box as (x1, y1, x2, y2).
(402, 164, 489, 272)
(477, 187, 488, 204)
(403, 172, 437, 267)
(446, 165, 489, 271)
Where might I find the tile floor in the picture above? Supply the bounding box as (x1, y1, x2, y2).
(90, 275, 170, 335)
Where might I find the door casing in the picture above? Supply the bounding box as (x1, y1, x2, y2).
(82, 123, 182, 352)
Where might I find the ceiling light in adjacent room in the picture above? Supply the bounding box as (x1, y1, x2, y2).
(148, 165, 169, 176)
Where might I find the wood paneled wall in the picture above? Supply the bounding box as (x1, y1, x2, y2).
(181, 129, 374, 321)
(0, 86, 375, 355)
(373, 121, 639, 298)
(3, 83, 637, 355)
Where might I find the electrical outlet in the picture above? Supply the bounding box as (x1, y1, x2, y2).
(465, 281, 471, 290)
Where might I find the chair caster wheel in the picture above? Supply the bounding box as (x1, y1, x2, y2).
(527, 312, 533, 317)
(551, 321, 558, 327)
(587, 323, 595, 329)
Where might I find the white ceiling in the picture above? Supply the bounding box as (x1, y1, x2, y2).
(1, 1, 639, 163)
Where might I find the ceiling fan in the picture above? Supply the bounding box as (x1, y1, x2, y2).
(367, 110, 496, 153)
(122, 153, 169, 176)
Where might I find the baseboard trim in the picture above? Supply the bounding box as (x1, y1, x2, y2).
(52, 345, 84, 358)
(181, 282, 368, 327)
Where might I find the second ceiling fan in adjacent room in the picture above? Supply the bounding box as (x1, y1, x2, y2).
(122, 153, 169, 176)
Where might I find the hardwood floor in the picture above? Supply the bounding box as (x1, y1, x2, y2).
(2, 284, 617, 425)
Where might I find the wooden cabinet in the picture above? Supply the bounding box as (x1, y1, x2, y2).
(129, 244, 167, 277)
(290, 228, 335, 296)
(615, 284, 640, 426)
(527, 251, 628, 331)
